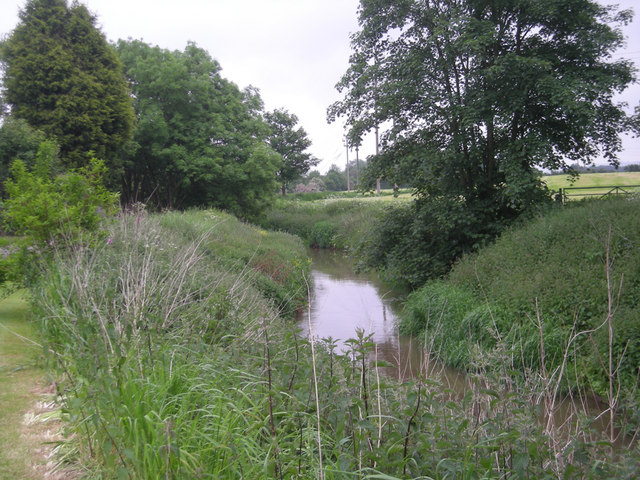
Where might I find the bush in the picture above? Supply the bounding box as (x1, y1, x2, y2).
(2, 141, 118, 244)
(309, 220, 336, 248)
(356, 196, 511, 288)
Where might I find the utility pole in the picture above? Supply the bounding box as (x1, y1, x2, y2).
(355, 145, 360, 187)
(375, 125, 381, 195)
(345, 136, 350, 192)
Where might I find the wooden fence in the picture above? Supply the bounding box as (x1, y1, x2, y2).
(557, 185, 640, 203)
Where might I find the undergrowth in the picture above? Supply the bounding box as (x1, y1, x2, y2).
(29, 207, 640, 478)
(401, 197, 640, 401)
(259, 199, 393, 250)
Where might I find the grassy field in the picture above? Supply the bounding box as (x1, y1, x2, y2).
(543, 171, 640, 198)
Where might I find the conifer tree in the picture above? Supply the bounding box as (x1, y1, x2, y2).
(0, 0, 134, 182)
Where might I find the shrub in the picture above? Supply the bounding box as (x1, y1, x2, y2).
(355, 196, 509, 288)
(309, 220, 336, 248)
(2, 141, 118, 244)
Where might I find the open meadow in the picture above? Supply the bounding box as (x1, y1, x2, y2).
(543, 171, 640, 198)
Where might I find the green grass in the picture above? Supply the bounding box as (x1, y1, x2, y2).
(259, 198, 405, 250)
(543, 171, 640, 197)
(157, 209, 310, 317)
(401, 197, 640, 399)
(0, 291, 46, 479)
(282, 188, 413, 202)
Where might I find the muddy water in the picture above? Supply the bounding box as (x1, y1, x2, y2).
(297, 249, 467, 388)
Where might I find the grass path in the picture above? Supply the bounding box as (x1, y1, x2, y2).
(0, 291, 66, 479)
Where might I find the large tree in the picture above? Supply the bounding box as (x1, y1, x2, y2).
(329, 0, 637, 286)
(264, 109, 318, 195)
(116, 40, 281, 217)
(329, 0, 636, 214)
(0, 0, 134, 181)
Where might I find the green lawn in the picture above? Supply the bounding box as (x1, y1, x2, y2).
(543, 171, 640, 198)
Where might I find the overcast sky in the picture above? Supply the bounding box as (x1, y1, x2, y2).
(1, 0, 638, 173)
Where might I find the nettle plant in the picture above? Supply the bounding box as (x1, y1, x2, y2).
(2, 140, 119, 245)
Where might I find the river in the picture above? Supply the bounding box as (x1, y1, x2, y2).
(297, 248, 623, 444)
(297, 248, 467, 389)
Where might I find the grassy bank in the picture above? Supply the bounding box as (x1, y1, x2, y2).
(31, 209, 313, 478)
(26, 206, 640, 478)
(259, 197, 404, 249)
(401, 197, 640, 403)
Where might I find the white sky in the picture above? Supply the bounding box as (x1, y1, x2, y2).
(1, 0, 639, 173)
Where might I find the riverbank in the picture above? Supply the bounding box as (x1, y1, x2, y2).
(17, 207, 640, 477)
(402, 197, 640, 401)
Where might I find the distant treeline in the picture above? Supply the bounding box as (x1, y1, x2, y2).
(546, 163, 640, 175)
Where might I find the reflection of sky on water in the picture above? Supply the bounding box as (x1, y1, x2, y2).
(297, 250, 484, 388)
(299, 270, 398, 352)
(298, 250, 617, 439)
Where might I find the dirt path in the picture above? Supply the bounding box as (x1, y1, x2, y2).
(0, 291, 73, 479)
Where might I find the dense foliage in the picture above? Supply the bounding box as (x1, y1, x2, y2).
(0, 118, 47, 194)
(329, 0, 637, 281)
(0, 0, 135, 181)
(2, 140, 118, 244)
(115, 40, 281, 217)
(401, 197, 640, 399)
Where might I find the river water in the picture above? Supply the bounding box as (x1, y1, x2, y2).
(297, 249, 622, 443)
(297, 249, 467, 388)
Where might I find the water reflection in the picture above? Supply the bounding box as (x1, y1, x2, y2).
(297, 250, 621, 443)
(298, 249, 467, 386)
(298, 249, 401, 349)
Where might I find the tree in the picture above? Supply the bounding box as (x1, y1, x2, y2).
(264, 109, 318, 195)
(116, 40, 281, 217)
(0, 0, 134, 183)
(329, 0, 637, 286)
(330, 0, 636, 214)
(0, 118, 48, 193)
(323, 164, 348, 191)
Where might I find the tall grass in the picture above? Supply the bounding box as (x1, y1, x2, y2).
(259, 198, 405, 250)
(31, 207, 640, 478)
(401, 197, 640, 402)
